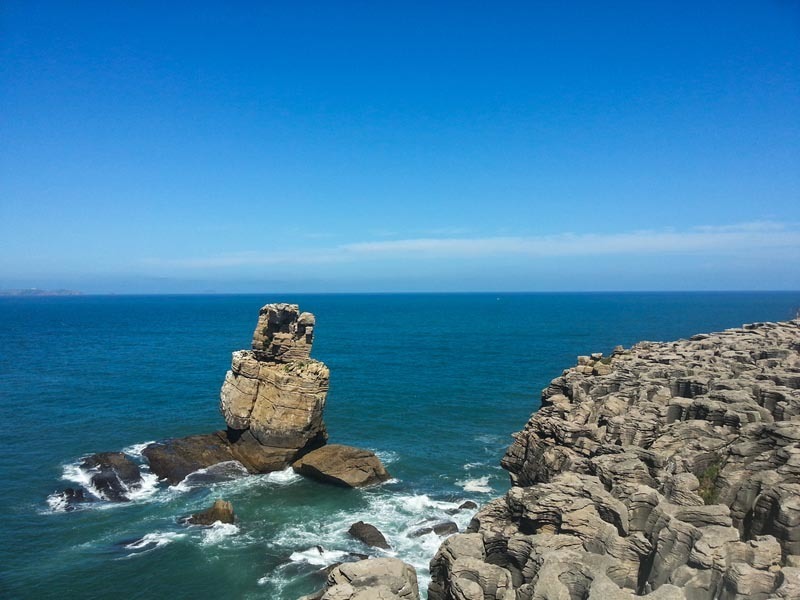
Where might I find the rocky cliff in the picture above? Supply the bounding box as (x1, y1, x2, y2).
(430, 320, 800, 600)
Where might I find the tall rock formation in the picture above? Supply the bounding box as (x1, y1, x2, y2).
(429, 320, 800, 600)
(144, 303, 330, 484)
(220, 303, 329, 449)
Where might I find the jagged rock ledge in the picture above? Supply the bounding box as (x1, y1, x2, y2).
(430, 319, 800, 600)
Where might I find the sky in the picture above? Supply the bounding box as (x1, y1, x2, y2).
(1, 1, 799, 293)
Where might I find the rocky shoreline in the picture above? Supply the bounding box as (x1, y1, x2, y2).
(428, 319, 800, 600)
(51, 311, 800, 599)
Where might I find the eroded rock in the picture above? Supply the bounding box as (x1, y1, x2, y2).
(292, 444, 390, 488)
(348, 521, 391, 550)
(188, 499, 235, 525)
(143, 303, 331, 483)
(430, 319, 800, 600)
(308, 558, 420, 600)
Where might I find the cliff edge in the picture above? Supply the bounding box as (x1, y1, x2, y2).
(430, 320, 800, 600)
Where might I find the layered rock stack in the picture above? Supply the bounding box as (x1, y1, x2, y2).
(220, 303, 330, 454)
(430, 320, 800, 600)
(135, 303, 390, 489)
(142, 304, 331, 483)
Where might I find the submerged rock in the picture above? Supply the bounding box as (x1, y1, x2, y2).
(51, 487, 94, 510)
(348, 521, 391, 550)
(81, 452, 142, 501)
(429, 319, 800, 600)
(411, 521, 458, 538)
(188, 499, 235, 525)
(292, 444, 390, 488)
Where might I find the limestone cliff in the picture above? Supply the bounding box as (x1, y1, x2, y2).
(430, 320, 800, 600)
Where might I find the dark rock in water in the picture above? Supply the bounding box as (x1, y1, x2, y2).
(142, 430, 307, 485)
(292, 444, 390, 488)
(411, 521, 459, 538)
(458, 500, 478, 510)
(143, 433, 234, 485)
(188, 499, 235, 525)
(348, 521, 390, 549)
(53, 487, 94, 510)
(81, 452, 141, 501)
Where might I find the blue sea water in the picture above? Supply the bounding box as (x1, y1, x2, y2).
(1, 292, 799, 599)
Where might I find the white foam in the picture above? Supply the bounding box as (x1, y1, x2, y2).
(266, 490, 477, 598)
(121, 441, 155, 458)
(201, 522, 240, 545)
(172, 461, 250, 492)
(60, 462, 106, 500)
(456, 476, 492, 493)
(45, 492, 69, 513)
(121, 531, 185, 557)
(125, 471, 160, 501)
(374, 449, 400, 465)
(463, 462, 484, 470)
(289, 546, 349, 567)
(264, 466, 302, 485)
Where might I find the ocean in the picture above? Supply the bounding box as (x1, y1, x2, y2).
(1, 292, 798, 599)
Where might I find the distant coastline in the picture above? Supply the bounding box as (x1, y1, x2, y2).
(0, 288, 82, 297)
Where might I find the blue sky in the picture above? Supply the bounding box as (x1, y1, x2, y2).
(1, 2, 799, 293)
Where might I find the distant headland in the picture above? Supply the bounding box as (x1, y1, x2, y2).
(0, 288, 82, 297)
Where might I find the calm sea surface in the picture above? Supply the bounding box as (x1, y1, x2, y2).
(1, 292, 798, 599)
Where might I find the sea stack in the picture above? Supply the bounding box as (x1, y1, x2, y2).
(429, 320, 800, 600)
(143, 303, 330, 483)
(220, 303, 329, 450)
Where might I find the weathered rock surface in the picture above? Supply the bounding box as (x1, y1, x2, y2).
(81, 452, 142, 501)
(144, 303, 330, 483)
(304, 558, 420, 600)
(429, 319, 800, 600)
(187, 499, 235, 525)
(349, 521, 391, 550)
(293, 444, 391, 488)
(220, 303, 329, 449)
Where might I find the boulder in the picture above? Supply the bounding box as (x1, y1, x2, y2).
(308, 558, 420, 600)
(348, 521, 390, 550)
(188, 499, 235, 525)
(293, 444, 390, 488)
(81, 452, 142, 501)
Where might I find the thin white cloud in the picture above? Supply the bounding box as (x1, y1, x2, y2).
(341, 221, 800, 257)
(141, 221, 800, 270)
